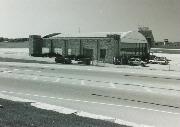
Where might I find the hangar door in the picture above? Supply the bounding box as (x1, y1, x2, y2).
(83, 48, 93, 58)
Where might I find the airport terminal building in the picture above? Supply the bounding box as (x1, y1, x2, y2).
(29, 31, 150, 64)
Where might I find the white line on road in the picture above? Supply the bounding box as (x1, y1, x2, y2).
(32, 76, 38, 80)
(50, 96, 55, 99)
(53, 78, 61, 82)
(71, 68, 79, 70)
(110, 83, 116, 88)
(81, 80, 85, 85)
(142, 73, 178, 77)
(2, 70, 12, 73)
(41, 95, 48, 98)
(8, 91, 14, 94)
(144, 87, 153, 93)
(101, 70, 109, 72)
(24, 69, 33, 72)
(0, 67, 8, 70)
(1, 90, 180, 115)
(13, 69, 19, 71)
(43, 66, 50, 68)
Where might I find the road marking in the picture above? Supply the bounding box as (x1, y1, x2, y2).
(1, 91, 8, 93)
(3, 70, 12, 73)
(101, 70, 108, 72)
(0, 67, 8, 70)
(41, 95, 47, 98)
(71, 68, 79, 70)
(2, 73, 175, 94)
(144, 87, 153, 93)
(24, 69, 33, 72)
(32, 76, 38, 80)
(110, 83, 116, 88)
(8, 91, 14, 94)
(1, 90, 179, 115)
(81, 80, 85, 85)
(13, 69, 19, 71)
(53, 78, 60, 82)
(143, 73, 178, 77)
(50, 96, 55, 99)
(1, 68, 179, 94)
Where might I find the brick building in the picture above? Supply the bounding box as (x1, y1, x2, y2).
(29, 31, 149, 64)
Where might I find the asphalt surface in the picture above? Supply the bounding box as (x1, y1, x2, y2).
(0, 63, 180, 127)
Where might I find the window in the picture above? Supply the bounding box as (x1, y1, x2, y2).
(68, 49, 71, 55)
(54, 48, 62, 55)
(42, 47, 49, 54)
(100, 49, 106, 59)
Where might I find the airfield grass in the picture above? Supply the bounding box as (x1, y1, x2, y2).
(0, 98, 128, 127)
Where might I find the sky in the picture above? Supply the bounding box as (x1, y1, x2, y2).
(0, 0, 180, 41)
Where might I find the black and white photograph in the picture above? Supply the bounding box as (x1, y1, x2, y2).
(0, 0, 180, 127)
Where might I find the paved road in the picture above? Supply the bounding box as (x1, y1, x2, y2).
(0, 63, 180, 127)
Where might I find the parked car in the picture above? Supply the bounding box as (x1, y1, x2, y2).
(55, 56, 72, 64)
(155, 57, 169, 65)
(149, 59, 158, 64)
(75, 55, 92, 65)
(128, 58, 146, 66)
(149, 57, 169, 65)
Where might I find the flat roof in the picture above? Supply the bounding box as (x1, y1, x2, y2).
(49, 31, 147, 43)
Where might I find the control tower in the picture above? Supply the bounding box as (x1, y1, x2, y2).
(138, 27, 155, 48)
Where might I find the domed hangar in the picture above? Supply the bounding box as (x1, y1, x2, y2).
(29, 31, 149, 64)
(120, 31, 149, 58)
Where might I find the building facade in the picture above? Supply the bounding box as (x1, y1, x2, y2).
(29, 31, 149, 64)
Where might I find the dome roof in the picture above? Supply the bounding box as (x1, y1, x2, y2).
(121, 31, 147, 43)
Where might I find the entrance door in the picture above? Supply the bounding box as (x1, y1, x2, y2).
(83, 48, 93, 58)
